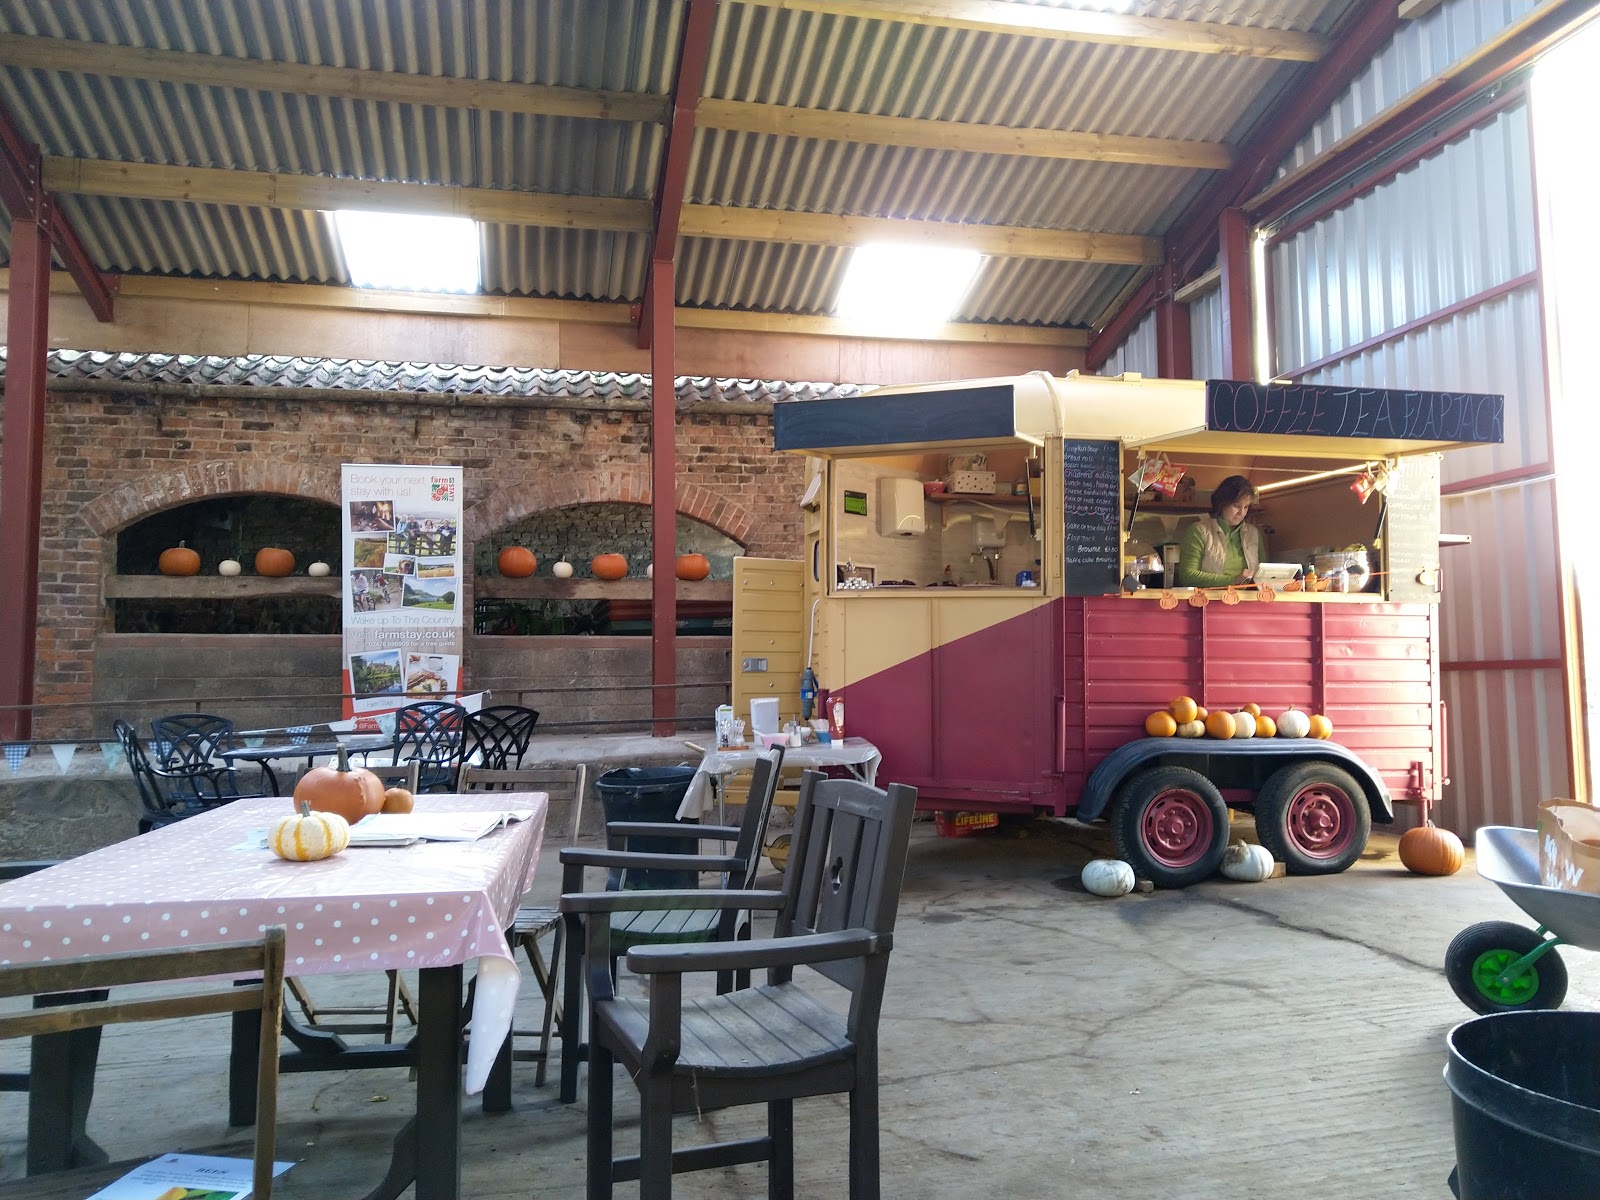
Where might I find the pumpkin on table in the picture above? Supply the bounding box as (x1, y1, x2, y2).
(269, 800, 350, 861)
(293, 747, 384, 825)
(382, 786, 415, 815)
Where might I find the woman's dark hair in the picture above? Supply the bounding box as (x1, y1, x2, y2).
(1209, 475, 1258, 518)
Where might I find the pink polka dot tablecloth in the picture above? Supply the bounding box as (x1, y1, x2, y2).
(0, 792, 548, 1093)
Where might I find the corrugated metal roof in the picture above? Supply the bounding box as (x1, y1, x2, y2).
(0, 0, 1362, 329)
(1, 346, 864, 404)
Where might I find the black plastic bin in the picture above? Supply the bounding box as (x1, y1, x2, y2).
(593, 766, 700, 890)
(1445, 1010, 1600, 1199)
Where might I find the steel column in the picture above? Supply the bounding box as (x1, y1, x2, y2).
(1217, 208, 1252, 381)
(1154, 266, 1192, 380)
(0, 209, 52, 740)
(649, 258, 677, 733)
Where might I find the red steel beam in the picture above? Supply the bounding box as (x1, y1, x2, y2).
(649, 258, 678, 734)
(1217, 208, 1252, 380)
(1154, 266, 1192, 380)
(0, 204, 53, 740)
(1167, 0, 1400, 282)
(1249, 1, 1599, 225)
(637, 0, 719, 350)
(0, 99, 116, 322)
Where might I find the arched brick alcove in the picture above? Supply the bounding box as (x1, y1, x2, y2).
(81, 460, 342, 538)
(465, 465, 754, 546)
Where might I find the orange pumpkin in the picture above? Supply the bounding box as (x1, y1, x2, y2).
(1205, 710, 1237, 739)
(1241, 702, 1262, 718)
(255, 547, 296, 577)
(293, 747, 384, 825)
(381, 786, 415, 815)
(1307, 714, 1333, 740)
(591, 553, 628, 581)
(1144, 711, 1178, 737)
(675, 553, 711, 581)
(1398, 821, 1464, 876)
(158, 542, 201, 576)
(1255, 714, 1277, 739)
(1169, 696, 1199, 725)
(1195, 706, 1209, 721)
(498, 546, 538, 578)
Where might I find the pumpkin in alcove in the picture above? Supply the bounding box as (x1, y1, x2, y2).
(218, 559, 243, 577)
(293, 747, 384, 825)
(675, 553, 711, 581)
(158, 542, 201, 576)
(1399, 822, 1464, 876)
(256, 548, 296, 577)
(498, 546, 538, 578)
(591, 553, 628, 581)
(269, 801, 350, 861)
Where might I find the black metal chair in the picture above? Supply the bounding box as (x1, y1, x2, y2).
(557, 747, 786, 1104)
(460, 763, 588, 1087)
(388, 700, 469, 792)
(465, 705, 541, 769)
(113, 719, 221, 832)
(570, 770, 917, 1199)
(148, 712, 273, 803)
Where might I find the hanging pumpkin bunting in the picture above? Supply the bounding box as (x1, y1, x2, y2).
(1222, 586, 1242, 605)
(1258, 583, 1276, 603)
(1159, 590, 1179, 610)
(1188, 590, 1210, 608)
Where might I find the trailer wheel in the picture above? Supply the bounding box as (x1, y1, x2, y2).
(1110, 766, 1229, 889)
(1253, 761, 1370, 875)
(1445, 921, 1568, 1013)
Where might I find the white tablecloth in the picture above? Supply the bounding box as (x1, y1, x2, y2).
(677, 737, 883, 818)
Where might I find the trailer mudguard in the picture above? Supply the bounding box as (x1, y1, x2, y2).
(1078, 738, 1395, 824)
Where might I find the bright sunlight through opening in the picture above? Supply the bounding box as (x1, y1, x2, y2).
(332, 210, 482, 294)
(1533, 25, 1600, 779)
(834, 243, 984, 335)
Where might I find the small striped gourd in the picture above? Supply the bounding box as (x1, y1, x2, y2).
(269, 800, 350, 861)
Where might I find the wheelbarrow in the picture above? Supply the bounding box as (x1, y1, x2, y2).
(1445, 826, 1600, 1013)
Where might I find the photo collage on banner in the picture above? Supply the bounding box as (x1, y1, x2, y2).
(341, 464, 465, 722)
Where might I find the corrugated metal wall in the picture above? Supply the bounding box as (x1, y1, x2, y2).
(1189, 283, 1225, 381)
(1099, 308, 1158, 378)
(1268, 69, 1568, 833)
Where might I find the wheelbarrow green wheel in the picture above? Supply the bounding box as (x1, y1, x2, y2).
(1444, 920, 1568, 1014)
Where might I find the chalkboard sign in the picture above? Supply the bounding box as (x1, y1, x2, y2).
(1062, 438, 1122, 596)
(1206, 381, 1504, 446)
(1380, 455, 1440, 604)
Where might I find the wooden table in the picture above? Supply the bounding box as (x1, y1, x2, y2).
(0, 792, 547, 1200)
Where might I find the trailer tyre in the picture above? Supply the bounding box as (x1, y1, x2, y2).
(1445, 921, 1568, 1013)
(1252, 761, 1370, 875)
(1110, 766, 1230, 889)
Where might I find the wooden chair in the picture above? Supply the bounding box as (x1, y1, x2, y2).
(570, 771, 916, 1199)
(464, 705, 541, 769)
(0, 927, 287, 1200)
(282, 762, 420, 1040)
(459, 763, 588, 1087)
(557, 748, 786, 1104)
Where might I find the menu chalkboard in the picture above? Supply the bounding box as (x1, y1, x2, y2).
(1381, 455, 1440, 603)
(1063, 438, 1122, 596)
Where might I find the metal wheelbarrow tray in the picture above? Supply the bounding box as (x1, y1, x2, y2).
(1445, 826, 1600, 1014)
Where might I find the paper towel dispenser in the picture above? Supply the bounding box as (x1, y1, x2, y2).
(876, 476, 926, 537)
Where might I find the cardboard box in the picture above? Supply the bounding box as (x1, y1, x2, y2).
(947, 470, 997, 495)
(1537, 799, 1600, 893)
(935, 810, 999, 838)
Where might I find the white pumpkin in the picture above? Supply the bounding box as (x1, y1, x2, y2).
(1232, 710, 1257, 739)
(646, 562, 653, 578)
(1221, 841, 1275, 882)
(1081, 858, 1136, 897)
(552, 559, 574, 579)
(307, 561, 331, 577)
(218, 559, 243, 577)
(1175, 719, 1206, 738)
(268, 804, 350, 861)
(1276, 708, 1312, 739)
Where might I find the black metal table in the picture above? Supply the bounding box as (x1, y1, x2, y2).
(219, 734, 395, 794)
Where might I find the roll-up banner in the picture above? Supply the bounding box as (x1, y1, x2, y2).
(340, 464, 465, 723)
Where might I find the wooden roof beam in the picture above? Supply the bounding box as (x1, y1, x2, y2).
(735, 0, 1326, 61)
(0, 33, 667, 125)
(42, 155, 1161, 267)
(697, 99, 1232, 170)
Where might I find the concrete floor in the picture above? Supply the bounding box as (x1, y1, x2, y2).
(5, 816, 1597, 1199)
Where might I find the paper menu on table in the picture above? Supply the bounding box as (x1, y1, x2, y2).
(346, 810, 535, 846)
(86, 1153, 293, 1199)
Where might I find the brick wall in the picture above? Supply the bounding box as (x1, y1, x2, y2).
(26, 386, 803, 735)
